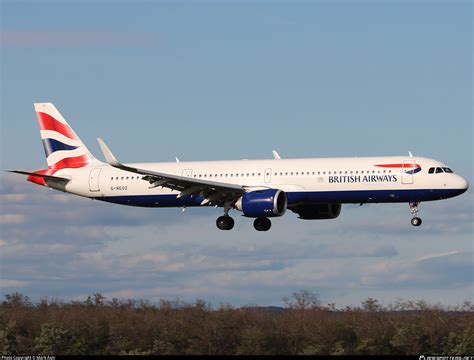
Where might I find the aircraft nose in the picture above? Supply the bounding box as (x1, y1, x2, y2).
(457, 176, 469, 192)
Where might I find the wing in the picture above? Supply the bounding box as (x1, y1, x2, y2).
(97, 138, 244, 206)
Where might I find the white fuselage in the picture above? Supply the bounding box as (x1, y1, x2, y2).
(52, 155, 468, 208)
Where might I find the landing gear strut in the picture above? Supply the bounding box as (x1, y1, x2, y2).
(409, 202, 422, 227)
(216, 201, 235, 230)
(253, 217, 271, 231)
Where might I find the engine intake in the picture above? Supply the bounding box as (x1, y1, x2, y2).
(293, 203, 341, 220)
(235, 189, 287, 218)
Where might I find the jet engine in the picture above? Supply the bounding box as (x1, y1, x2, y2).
(235, 189, 287, 218)
(293, 203, 341, 220)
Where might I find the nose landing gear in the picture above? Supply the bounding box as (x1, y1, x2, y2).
(409, 202, 422, 226)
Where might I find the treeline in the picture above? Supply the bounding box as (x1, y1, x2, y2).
(1, 291, 473, 355)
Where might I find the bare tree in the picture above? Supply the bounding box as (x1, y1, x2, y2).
(282, 290, 321, 310)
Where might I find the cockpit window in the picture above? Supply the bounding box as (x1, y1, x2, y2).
(428, 167, 452, 174)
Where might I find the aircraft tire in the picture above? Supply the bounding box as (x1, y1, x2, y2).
(216, 216, 234, 230)
(253, 217, 271, 231)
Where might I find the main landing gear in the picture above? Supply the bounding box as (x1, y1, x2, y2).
(253, 217, 271, 231)
(409, 202, 422, 227)
(216, 201, 235, 231)
(215, 216, 272, 231)
(215, 202, 272, 231)
(216, 215, 234, 230)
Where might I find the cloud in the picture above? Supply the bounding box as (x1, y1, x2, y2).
(0, 279, 29, 288)
(0, 213, 26, 224)
(0, 173, 472, 307)
(1, 31, 158, 48)
(361, 250, 473, 289)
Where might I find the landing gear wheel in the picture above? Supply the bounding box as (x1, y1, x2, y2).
(216, 216, 234, 230)
(408, 202, 422, 227)
(411, 217, 422, 227)
(253, 217, 271, 231)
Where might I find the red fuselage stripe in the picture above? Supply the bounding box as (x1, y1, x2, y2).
(375, 163, 421, 168)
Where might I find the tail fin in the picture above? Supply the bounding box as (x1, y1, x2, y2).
(34, 103, 99, 169)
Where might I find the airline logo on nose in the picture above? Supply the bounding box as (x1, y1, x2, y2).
(375, 163, 422, 175)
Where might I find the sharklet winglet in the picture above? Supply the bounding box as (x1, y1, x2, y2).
(97, 138, 120, 166)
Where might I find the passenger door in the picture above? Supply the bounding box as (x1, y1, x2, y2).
(401, 160, 415, 184)
(264, 168, 272, 183)
(89, 168, 101, 192)
(181, 169, 193, 178)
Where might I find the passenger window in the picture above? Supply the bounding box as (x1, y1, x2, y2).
(436, 167, 444, 173)
(428, 168, 435, 174)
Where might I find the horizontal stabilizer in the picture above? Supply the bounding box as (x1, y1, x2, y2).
(6, 170, 71, 182)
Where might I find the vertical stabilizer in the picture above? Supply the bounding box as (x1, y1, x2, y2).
(34, 103, 99, 169)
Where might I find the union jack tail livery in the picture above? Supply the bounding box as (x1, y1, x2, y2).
(11, 103, 102, 186)
(34, 103, 98, 169)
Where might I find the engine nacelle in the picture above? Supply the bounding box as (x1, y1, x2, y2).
(293, 203, 341, 220)
(235, 189, 287, 218)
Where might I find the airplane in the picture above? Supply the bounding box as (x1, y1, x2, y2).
(8, 103, 469, 231)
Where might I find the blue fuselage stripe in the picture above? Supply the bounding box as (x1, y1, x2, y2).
(94, 188, 466, 208)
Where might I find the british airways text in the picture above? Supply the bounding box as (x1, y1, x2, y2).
(329, 175, 398, 183)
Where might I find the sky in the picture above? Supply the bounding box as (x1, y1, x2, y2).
(0, 0, 472, 307)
